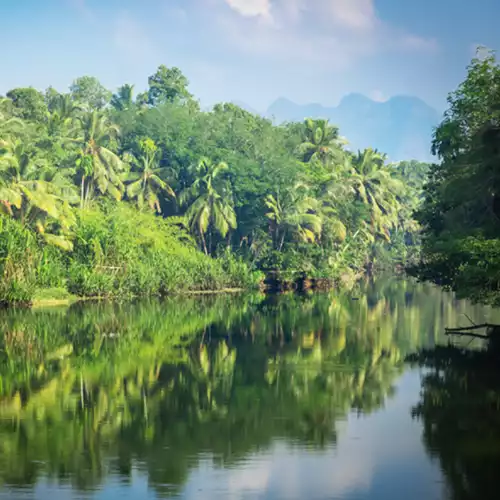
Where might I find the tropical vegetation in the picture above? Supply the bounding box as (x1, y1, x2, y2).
(0, 64, 428, 303)
(412, 48, 500, 305)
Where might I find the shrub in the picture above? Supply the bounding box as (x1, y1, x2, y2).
(0, 206, 260, 304)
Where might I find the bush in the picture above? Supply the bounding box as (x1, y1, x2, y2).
(0, 216, 40, 304)
(0, 206, 260, 304)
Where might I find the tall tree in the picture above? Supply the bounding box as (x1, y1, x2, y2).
(45, 93, 81, 139)
(298, 119, 345, 164)
(0, 139, 76, 248)
(265, 184, 323, 251)
(75, 111, 125, 207)
(5, 88, 48, 122)
(125, 138, 175, 213)
(70, 76, 111, 111)
(180, 157, 236, 254)
(147, 66, 192, 106)
(414, 48, 500, 303)
(350, 148, 403, 241)
(111, 84, 135, 111)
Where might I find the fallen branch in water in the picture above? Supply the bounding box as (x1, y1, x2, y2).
(445, 324, 498, 332)
(445, 331, 490, 340)
(444, 323, 500, 340)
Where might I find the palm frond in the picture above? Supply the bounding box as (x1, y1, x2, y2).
(43, 233, 74, 251)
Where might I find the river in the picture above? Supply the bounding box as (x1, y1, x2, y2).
(0, 276, 499, 500)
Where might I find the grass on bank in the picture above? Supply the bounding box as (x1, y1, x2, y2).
(0, 204, 263, 305)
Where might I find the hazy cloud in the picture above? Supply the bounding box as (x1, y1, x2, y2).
(217, 0, 438, 68)
(328, 0, 377, 30)
(401, 34, 438, 51)
(225, 0, 272, 18)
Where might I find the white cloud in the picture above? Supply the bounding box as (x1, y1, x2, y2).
(223, 0, 376, 29)
(401, 34, 438, 52)
(215, 0, 438, 68)
(225, 0, 271, 18)
(328, 0, 377, 30)
(279, 0, 306, 23)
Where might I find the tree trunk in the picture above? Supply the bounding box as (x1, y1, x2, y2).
(80, 176, 85, 210)
(85, 181, 91, 207)
(201, 231, 208, 255)
(278, 230, 286, 252)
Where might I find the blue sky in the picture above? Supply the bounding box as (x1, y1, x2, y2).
(1, 0, 498, 112)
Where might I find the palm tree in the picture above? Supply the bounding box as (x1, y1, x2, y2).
(125, 138, 175, 213)
(74, 111, 126, 208)
(265, 183, 322, 251)
(0, 139, 76, 249)
(111, 84, 135, 111)
(389, 161, 426, 243)
(180, 157, 237, 254)
(393, 160, 430, 191)
(314, 154, 354, 248)
(319, 206, 347, 247)
(298, 119, 345, 164)
(45, 93, 81, 139)
(350, 148, 404, 241)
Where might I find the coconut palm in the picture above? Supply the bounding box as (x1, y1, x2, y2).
(314, 154, 354, 248)
(0, 139, 76, 249)
(125, 138, 175, 213)
(180, 157, 237, 254)
(319, 206, 347, 246)
(265, 183, 322, 250)
(111, 84, 135, 111)
(350, 148, 404, 241)
(298, 119, 345, 164)
(74, 111, 126, 207)
(45, 93, 81, 138)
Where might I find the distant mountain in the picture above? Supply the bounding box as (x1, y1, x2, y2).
(231, 100, 260, 115)
(266, 94, 441, 162)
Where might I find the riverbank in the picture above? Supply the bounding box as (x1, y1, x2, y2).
(0, 206, 263, 307)
(11, 271, 362, 309)
(27, 287, 249, 309)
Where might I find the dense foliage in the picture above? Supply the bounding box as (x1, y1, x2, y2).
(413, 49, 500, 304)
(1, 65, 427, 303)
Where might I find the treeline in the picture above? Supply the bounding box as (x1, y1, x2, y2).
(0, 65, 428, 303)
(413, 49, 500, 304)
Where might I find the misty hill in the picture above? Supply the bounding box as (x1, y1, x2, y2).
(231, 100, 260, 116)
(266, 94, 441, 162)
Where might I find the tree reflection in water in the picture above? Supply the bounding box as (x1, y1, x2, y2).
(0, 276, 497, 497)
(408, 344, 500, 500)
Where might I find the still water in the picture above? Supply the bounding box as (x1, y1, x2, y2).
(1, 277, 500, 500)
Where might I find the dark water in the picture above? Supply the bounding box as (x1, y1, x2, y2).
(1, 277, 500, 500)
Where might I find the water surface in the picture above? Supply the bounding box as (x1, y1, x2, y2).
(0, 277, 499, 499)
